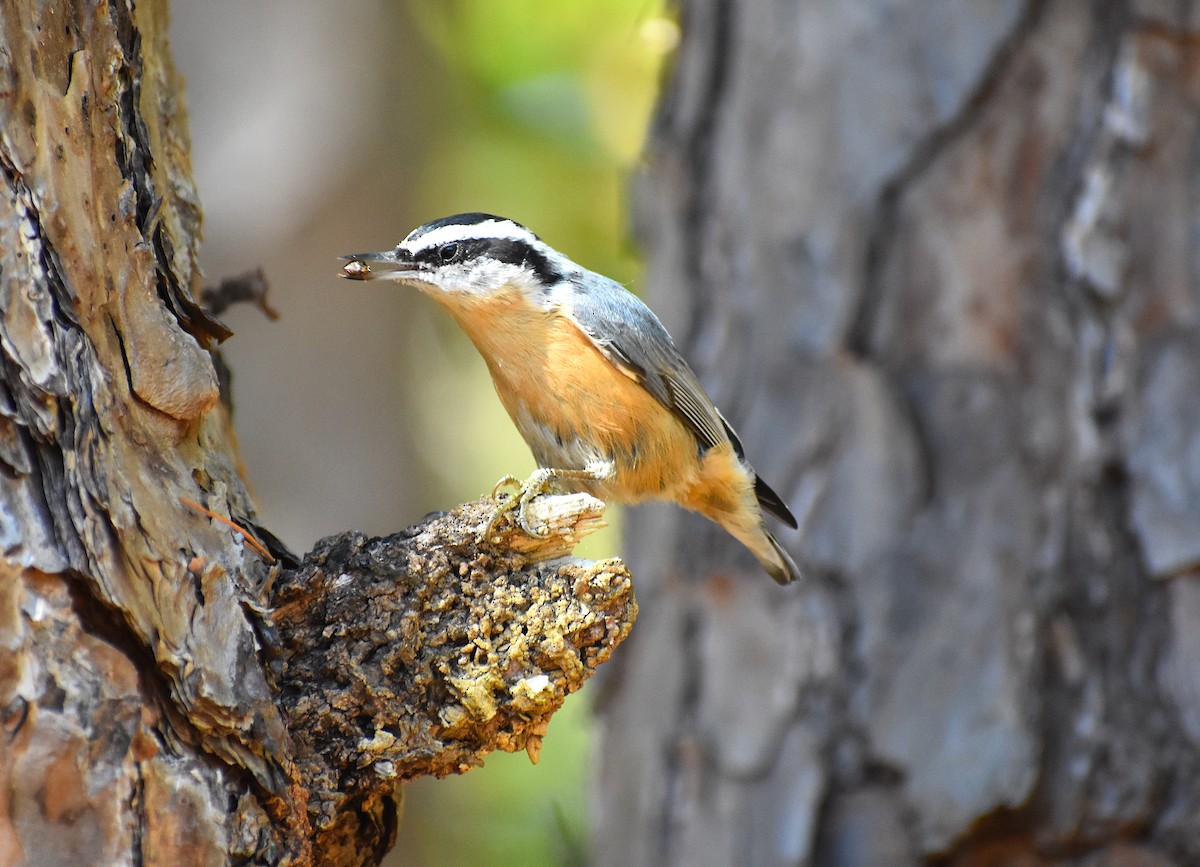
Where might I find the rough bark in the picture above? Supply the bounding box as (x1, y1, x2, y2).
(272, 496, 633, 864)
(0, 3, 634, 865)
(598, 1, 1200, 865)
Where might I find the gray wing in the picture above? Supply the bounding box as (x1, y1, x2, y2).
(562, 272, 799, 529)
(561, 273, 727, 452)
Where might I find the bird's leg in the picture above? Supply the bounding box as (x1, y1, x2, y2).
(487, 462, 613, 538)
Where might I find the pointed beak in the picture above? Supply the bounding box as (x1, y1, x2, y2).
(338, 250, 420, 281)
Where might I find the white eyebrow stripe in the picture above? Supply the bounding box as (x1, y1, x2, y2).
(402, 221, 539, 251)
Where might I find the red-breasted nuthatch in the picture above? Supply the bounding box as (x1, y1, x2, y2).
(340, 213, 800, 584)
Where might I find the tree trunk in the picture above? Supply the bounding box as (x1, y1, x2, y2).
(598, 1, 1200, 864)
(0, 3, 633, 865)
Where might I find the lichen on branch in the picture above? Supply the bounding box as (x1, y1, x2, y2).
(269, 492, 635, 862)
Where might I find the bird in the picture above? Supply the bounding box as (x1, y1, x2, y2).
(340, 213, 800, 584)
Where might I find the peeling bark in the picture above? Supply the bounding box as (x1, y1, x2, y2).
(0, 3, 634, 865)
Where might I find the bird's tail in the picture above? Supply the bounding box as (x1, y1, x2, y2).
(724, 520, 802, 584)
(758, 529, 802, 585)
(686, 445, 802, 584)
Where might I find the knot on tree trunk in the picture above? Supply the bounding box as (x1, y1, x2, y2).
(268, 493, 635, 864)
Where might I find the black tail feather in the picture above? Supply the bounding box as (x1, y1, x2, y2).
(755, 475, 797, 529)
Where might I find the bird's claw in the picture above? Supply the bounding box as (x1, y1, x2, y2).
(486, 469, 555, 539)
(490, 474, 522, 500)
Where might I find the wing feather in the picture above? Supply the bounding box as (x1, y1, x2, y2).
(560, 274, 725, 452)
(560, 272, 797, 528)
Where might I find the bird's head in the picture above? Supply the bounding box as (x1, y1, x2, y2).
(340, 213, 569, 299)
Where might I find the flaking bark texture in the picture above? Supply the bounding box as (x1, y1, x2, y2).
(598, 1, 1200, 866)
(0, 2, 635, 865)
(0, 1, 297, 862)
(271, 495, 634, 864)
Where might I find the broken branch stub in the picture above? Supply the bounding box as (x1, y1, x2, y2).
(269, 493, 635, 863)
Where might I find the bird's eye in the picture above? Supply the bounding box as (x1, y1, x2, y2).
(437, 242, 459, 263)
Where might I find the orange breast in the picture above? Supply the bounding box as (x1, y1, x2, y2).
(436, 287, 702, 502)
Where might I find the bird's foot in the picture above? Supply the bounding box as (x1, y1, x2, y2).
(486, 468, 558, 538)
(490, 474, 523, 500)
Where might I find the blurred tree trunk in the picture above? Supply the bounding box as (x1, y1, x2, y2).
(598, 1, 1200, 865)
(0, 3, 634, 866)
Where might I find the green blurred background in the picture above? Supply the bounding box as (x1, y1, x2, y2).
(170, 1, 673, 864)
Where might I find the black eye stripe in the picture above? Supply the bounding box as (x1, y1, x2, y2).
(414, 236, 563, 284)
(482, 239, 562, 284)
(413, 242, 459, 265)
